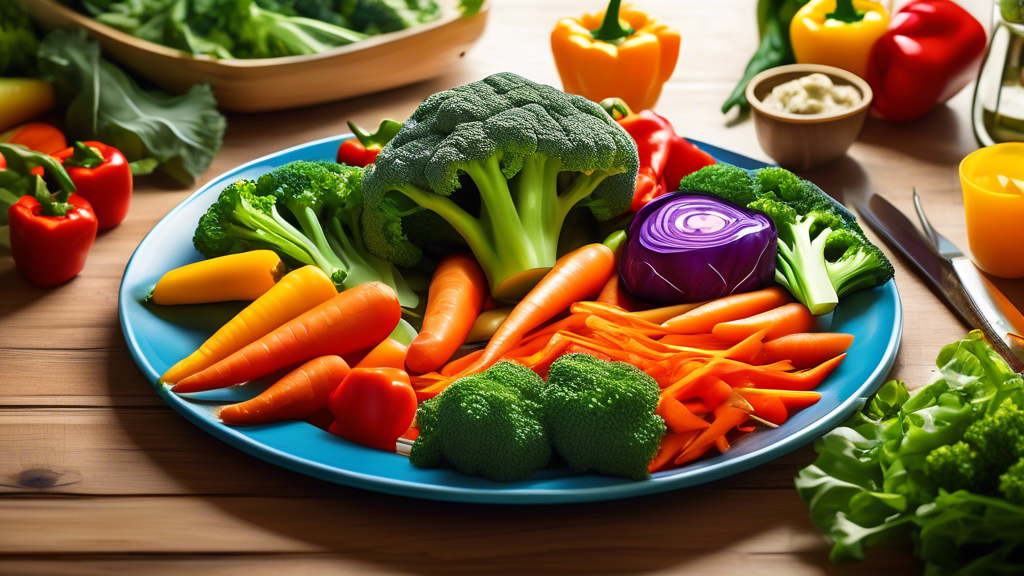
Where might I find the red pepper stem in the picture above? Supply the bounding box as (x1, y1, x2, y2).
(827, 0, 864, 23)
(600, 97, 634, 120)
(63, 142, 106, 169)
(31, 176, 72, 218)
(590, 0, 634, 42)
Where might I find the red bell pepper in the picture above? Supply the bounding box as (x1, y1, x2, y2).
(336, 119, 403, 167)
(601, 99, 715, 212)
(52, 142, 133, 230)
(0, 152, 5, 170)
(327, 367, 418, 451)
(866, 0, 987, 123)
(8, 188, 98, 288)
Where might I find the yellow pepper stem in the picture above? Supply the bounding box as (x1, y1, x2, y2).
(590, 0, 634, 42)
(827, 0, 863, 23)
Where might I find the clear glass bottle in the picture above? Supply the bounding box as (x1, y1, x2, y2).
(973, 1, 1024, 146)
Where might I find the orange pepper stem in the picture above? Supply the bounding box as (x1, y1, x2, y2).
(827, 0, 863, 23)
(590, 0, 634, 42)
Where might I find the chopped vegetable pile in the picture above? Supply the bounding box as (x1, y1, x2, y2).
(796, 332, 1024, 576)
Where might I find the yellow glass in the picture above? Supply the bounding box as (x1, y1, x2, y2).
(960, 142, 1024, 278)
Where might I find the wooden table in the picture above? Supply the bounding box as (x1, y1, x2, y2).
(0, 0, 1004, 573)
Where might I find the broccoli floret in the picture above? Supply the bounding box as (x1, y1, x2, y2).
(249, 160, 417, 306)
(679, 163, 757, 206)
(824, 229, 896, 299)
(410, 361, 550, 481)
(963, 399, 1024, 472)
(542, 354, 666, 480)
(1000, 458, 1024, 505)
(0, 0, 38, 76)
(348, 0, 440, 34)
(926, 442, 991, 494)
(361, 72, 639, 300)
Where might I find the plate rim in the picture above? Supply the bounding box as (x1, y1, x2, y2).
(118, 135, 903, 504)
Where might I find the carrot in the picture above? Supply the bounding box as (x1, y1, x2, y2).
(711, 303, 815, 342)
(173, 282, 400, 393)
(633, 301, 707, 324)
(759, 333, 854, 369)
(659, 334, 733, 350)
(160, 266, 337, 384)
(406, 255, 488, 374)
(150, 251, 286, 305)
(720, 354, 846, 391)
(738, 393, 788, 425)
(595, 274, 647, 311)
(649, 430, 702, 473)
(462, 244, 615, 375)
(674, 405, 750, 465)
(699, 377, 733, 410)
(218, 356, 351, 426)
(657, 397, 711, 433)
(661, 287, 792, 334)
(733, 388, 821, 411)
(715, 436, 731, 453)
(356, 339, 408, 370)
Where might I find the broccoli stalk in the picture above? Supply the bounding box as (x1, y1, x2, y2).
(362, 73, 639, 301)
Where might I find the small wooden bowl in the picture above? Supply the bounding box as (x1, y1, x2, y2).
(745, 64, 872, 172)
(22, 0, 489, 113)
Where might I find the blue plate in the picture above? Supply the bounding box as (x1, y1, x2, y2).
(119, 136, 902, 504)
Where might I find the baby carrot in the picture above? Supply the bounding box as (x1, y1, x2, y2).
(464, 243, 615, 375)
(758, 333, 854, 369)
(406, 255, 488, 374)
(218, 356, 351, 426)
(711, 303, 815, 342)
(661, 287, 792, 334)
(161, 266, 337, 384)
(150, 250, 285, 305)
(356, 338, 409, 370)
(173, 282, 400, 393)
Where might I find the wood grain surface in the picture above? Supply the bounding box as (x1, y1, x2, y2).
(0, 0, 1007, 574)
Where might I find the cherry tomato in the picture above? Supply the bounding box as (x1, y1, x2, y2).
(336, 138, 371, 167)
(327, 367, 417, 451)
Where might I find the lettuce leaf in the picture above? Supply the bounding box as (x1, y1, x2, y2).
(37, 29, 226, 185)
(795, 331, 1024, 565)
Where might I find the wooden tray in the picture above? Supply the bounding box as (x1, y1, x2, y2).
(23, 0, 489, 112)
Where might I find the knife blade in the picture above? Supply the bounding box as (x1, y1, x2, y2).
(857, 193, 1024, 373)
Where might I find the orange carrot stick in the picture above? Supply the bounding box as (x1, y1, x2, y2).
(699, 377, 733, 410)
(739, 393, 788, 425)
(406, 255, 488, 374)
(720, 354, 846, 391)
(661, 287, 792, 334)
(173, 283, 400, 393)
(711, 302, 815, 342)
(219, 356, 351, 426)
(759, 333, 854, 369)
(634, 301, 707, 324)
(649, 430, 702, 473)
(462, 244, 615, 375)
(657, 397, 711, 433)
(675, 405, 750, 465)
(733, 388, 821, 411)
(595, 274, 647, 311)
(356, 339, 408, 370)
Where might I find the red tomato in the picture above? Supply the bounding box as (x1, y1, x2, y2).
(336, 138, 371, 167)
(327, 367, 417, 451)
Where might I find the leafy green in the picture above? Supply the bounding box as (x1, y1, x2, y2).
(458, 0, 484, 16)
(37, 29, 226, 184)
(795, 332, 1024, 574)
(0, 0, 38, 76)
(347, 0, 439, 34)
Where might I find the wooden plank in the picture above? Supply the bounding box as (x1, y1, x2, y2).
(0, 407, 811, 495)
(0, 492, 918, 571)
(0, 549, 922, 576)
(0, 349, 160, 407)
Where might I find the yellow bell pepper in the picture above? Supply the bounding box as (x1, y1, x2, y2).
(0, 79, 55, 133)
(790, 0, 889, 79)
(551, 0, 680, 113)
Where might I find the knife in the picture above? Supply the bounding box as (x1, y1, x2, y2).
(856, 192, 1024, 373)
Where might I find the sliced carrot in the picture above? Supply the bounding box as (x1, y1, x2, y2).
(173, 283, 399, 393)
(734, 388, 821, 411)
(675, 405, 750, 465)
(634, 301, 707, 325)
(595, 274, 648, 311)
(649, 430, 701, 473)
(356, 339, 408, 370)
(759, 333, 854, 369)
(711, 303, 815, 342)
(720, 354, 846, 391)
(681, 399, 711, 415)
(657, 397, 711, 433)
(699, 377, 733, 410)
(219, 356, 351, 426)
(661, 287, 792, 334)
(659, 334, 733, 350)
(739, 393, 788, 425)
(715, 435, 731, 453)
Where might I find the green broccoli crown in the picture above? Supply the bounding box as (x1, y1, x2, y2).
(361, 73, 639, 297)
(925, 441, 991, 494)
(1000, 458, 1024, 506)
(678, 163, 757, 206)
(748, 193, 797, 226)
(409, 361, 550, 482)
(963, 399, 1024, 472)
(350, 0, 440, 34)
(824, 229, 895, 298)
(256, 160, 339, 216)
(542, 354, 666, 480)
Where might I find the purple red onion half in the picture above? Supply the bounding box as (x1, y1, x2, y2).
(619, 191, 778, 305)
